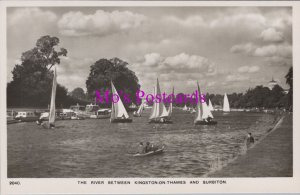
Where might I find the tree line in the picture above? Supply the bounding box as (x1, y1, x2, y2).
(207, 84, 291, 110)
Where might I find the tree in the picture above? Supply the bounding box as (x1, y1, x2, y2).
(285, 67, 293, 110)
(7, 35, 68, 107)
(70, 87, 86, 100)
(86, 58, 140, 107)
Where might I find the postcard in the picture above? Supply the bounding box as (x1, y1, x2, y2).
(0, 1, 299, 194)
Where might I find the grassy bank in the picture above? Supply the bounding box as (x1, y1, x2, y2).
(208, 113, 292, 177)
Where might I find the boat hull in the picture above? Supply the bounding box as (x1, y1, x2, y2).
(110, 118, 133, 123)
(90, 115, 110, 119)
(133, 147, 164, 157)
(16, 117, 39, 122)
(71, 117, 85, 120)
(194, 120, 217, 125)
(149, 120, 173, 124)
(7, 120, 19, 124)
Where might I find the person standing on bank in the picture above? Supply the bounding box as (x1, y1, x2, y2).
(246, 133, 255, 148)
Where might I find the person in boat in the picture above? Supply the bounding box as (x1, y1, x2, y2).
(207, 116, 213, 122)
(160, 118, 166, 123)
(41, 121, 55, 129)
(150, 143, 158, 152)
(246, 133, 255, 148)
(36, 119, 42, 125)
(145, 142, 151, 153)
(121, 114, 125, 119)
(138, 142, 145, 154)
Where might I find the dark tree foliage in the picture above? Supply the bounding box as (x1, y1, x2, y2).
(86, 57, 140, 107)
(70, 87, 87, 101)
(206, 85, 287, 109)
(7, 35, 72, 108)
(285, 67, 293, 111)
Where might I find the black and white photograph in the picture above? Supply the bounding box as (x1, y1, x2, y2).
(1, 1, 299, 194)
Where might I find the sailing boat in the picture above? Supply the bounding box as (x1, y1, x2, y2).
(149, 78, 172, 124)
(133, 102, 144, 117)
(190, 108, 196, 113)
(208, 99, 214, 111)
(182, 105, 188, 111)
(45, 67, 57, 128)
(223, 93, 230, 112)
(194, 82, 217, 125)
(166, 87, 174, 119)
(110, 82, 132, 123)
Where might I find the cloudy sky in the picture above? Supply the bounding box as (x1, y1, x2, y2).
(7, 6, 292, 94)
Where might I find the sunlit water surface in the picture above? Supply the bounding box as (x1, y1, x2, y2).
(8, 109, 277, 177)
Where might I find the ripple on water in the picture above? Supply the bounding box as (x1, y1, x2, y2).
(7, 110, 276, 177)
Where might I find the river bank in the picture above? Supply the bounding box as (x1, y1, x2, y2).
(208, 113, 292, 177)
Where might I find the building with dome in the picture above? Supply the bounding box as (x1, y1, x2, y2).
(268, 77, 278, 90)
(266, 77, 289, 94)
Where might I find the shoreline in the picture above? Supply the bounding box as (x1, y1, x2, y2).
(207, 113, 292, 177)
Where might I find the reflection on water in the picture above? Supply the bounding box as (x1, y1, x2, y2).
(8, 109, 276, 178)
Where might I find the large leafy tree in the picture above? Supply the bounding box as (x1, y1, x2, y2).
(70, 87, 86, 101)
(86, 58, 140, 107)
(7, 35, 68, 107)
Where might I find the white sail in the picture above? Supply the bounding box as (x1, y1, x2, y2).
(223, 93, 230, 112)
(160, 104, 169, 118)
(208, 99, 214, 111)
(167, 103, 172, 117)
(194, 81, 203, 123)
(49, 68, 57, 125)
(202, 101, 214, 119)
(111, 82, 130, 119)
(183, 105, 188, 111)
(190, 108, 196, 113)
(136, 102, 144, 115)
(149, 78, 167, 120)
(149, 87, 157, 119)
(166, 87, 174, 118)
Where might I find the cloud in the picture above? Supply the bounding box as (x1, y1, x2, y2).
(163, 53, 213, 71)
(264, 56, 292, 67)
(260, 28, 284, 42)
(230, 43, 292, 59)
(57, 56, 95, 91)
(130, 52, 217, 93)
(209, 13, 266, 30)
(58, 10, 146, 37)
(268, 9, 292, 30)
(142, 53, 162, 67)
(238, 65, 260, 73)
(163, 15, 206, 27)
(253, 44, 292, 58)
(133, 52, 215, 74)
(230, 43, 256, 54)
(8, 8, 57, 26)
(226, 74, 249, 82)
(207, 81, 216, 87)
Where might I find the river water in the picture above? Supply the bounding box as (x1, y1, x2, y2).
(7, 109, 277, 178)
